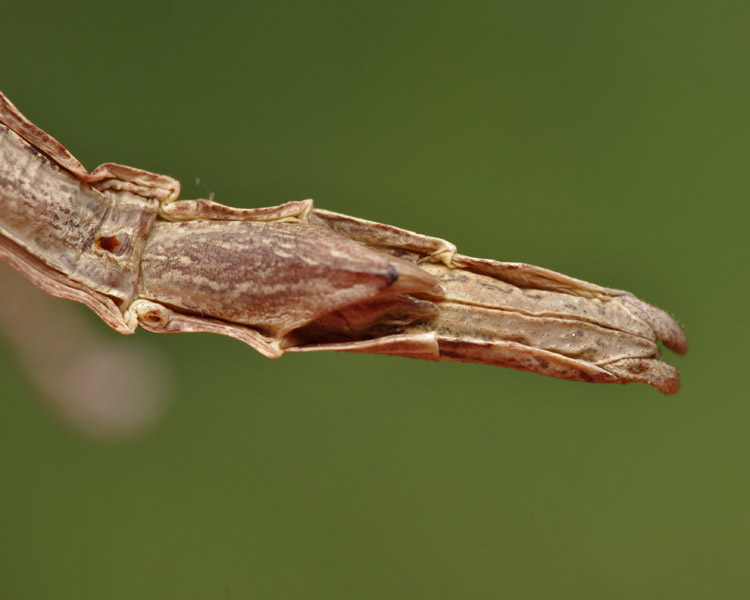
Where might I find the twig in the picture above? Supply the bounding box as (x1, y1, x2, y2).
(0, 91, 687, 393)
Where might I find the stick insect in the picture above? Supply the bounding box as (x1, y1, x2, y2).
(0, 91, 687, 394)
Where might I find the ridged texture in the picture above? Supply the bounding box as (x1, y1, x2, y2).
(1, 89, 687, 394)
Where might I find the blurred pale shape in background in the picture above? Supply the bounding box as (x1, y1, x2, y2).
(0, 262, 171, 440)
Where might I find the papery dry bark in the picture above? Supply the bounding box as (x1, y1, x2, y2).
(0, 91, 687, 394)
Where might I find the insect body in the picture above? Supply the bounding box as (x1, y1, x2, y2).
(0, 91, 687, 393)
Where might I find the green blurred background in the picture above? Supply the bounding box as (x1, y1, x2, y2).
(1, 1, 748, 598)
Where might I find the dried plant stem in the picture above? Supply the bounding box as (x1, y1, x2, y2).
(0, 91, 687, 393)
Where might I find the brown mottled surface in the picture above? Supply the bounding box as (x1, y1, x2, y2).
(139, 220, 435, 338)
(0, 88, 687, 394)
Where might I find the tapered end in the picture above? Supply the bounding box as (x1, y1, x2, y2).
(604, 357, 682, 395)
(619, 295, 688, 355)
(385, 258, 441, 295)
